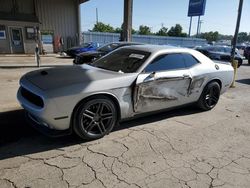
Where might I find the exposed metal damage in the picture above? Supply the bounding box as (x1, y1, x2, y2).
(188, 77, 206, 95)
(134, 78, 192, 112)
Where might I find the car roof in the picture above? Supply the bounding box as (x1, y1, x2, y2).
(120, 44, 190, 53)
(106, 41, 142, 45)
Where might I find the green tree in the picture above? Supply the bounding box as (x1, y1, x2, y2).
(115, 27, 136, 34)
(131, 28, 137, 34)
(156, 27, 168, 36)
(167, 24, 185, 37)
(138, 25, 152, 35)
(247, 32, 250, 42)
(218, 34, 233, 41)
(180, 32, 188, 37)
(92, 22, 115, 33)
(114, 27, 122, 33)
(200, 31, 219, 42)
(237, 32, 248, 43)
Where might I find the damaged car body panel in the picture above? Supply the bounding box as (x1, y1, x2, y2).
(134, 70, 192, 113)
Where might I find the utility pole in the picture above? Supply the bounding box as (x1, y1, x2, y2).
(199, 20, 203, 35)
(196, 16, 200, 37)
(122, 0, 133, 41)
(96, 8, 99, 24)
(188, 16, 193, 37)
(231, 0, 243, 61)
(231, 0, 244, 87)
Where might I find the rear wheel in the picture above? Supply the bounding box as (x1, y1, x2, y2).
(198, 82, 221, 111)
(73, 96, 118, 140)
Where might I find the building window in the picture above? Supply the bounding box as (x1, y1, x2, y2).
(0, 25, 6, 40)
(25, 27, 36, 40)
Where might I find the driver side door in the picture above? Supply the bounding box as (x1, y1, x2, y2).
(134, 53, 192, 113)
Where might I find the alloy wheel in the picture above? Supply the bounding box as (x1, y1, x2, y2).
(204, 86, 220, 108)
(80, 100, 115, 137)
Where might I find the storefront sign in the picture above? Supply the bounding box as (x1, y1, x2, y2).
(188, 0, 206, 17)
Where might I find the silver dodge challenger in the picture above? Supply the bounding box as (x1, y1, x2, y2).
(17, 45, 234, 140)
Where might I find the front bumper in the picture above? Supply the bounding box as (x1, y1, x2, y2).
(26, 112, 72, 137)
(17, 84, 71, 131)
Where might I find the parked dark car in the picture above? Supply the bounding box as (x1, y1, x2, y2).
(66, 42, 99, 57)
(73, 42, 142, 65)
(195, 46, 244, 67)
(243, 46, 250, 61)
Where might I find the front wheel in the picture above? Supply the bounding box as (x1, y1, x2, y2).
(197, 82, 221, 111)
(73, 96, 118, 140)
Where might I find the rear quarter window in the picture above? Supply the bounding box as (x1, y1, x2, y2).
(182, 54, 200, 68)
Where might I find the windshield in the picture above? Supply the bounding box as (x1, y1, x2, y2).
(98, 43, 120, 53)
(92, 49, 150, 73)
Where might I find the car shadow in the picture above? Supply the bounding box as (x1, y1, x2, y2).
(236, 79, 250, 85)
(0, 106, 201, 160)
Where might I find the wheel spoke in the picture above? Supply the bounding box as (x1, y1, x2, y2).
(100, 121, 106, 132)
(96, 123, 104, 134)
(83, 112, 94, 120)
(208, 96, 212, 106)
(85, 109, 95, 116)
(97, 103, 104, 114)
(85, 120, 96, 132)
(211, 96, 218, 103)
(209, 88, 214, 97)
(101, 112, 113, 120)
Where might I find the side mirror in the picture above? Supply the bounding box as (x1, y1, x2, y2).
(149, 71, 156, 78)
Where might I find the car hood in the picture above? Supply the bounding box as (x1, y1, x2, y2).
(77, 50, 104, 57)
(23, 65, 138, 91)
(68, 46, 83, 51)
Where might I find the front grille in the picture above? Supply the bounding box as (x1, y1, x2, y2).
(20, 87, 44, 108)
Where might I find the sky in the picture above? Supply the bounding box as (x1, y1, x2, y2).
(80, 0, 250, 35)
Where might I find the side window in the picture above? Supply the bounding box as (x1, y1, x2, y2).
(182, 54, 200, 68)
(145, 54, 186, 72)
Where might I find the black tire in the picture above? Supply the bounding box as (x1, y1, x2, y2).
(197, 82, 221, 111)
(73, 96, 118, 140)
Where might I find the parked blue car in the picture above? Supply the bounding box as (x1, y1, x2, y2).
(66, 42, 99, 57)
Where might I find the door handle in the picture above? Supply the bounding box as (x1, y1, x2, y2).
(183, 74, 190, 78)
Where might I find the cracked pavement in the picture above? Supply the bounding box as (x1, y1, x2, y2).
(1, 58, 250, 188)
